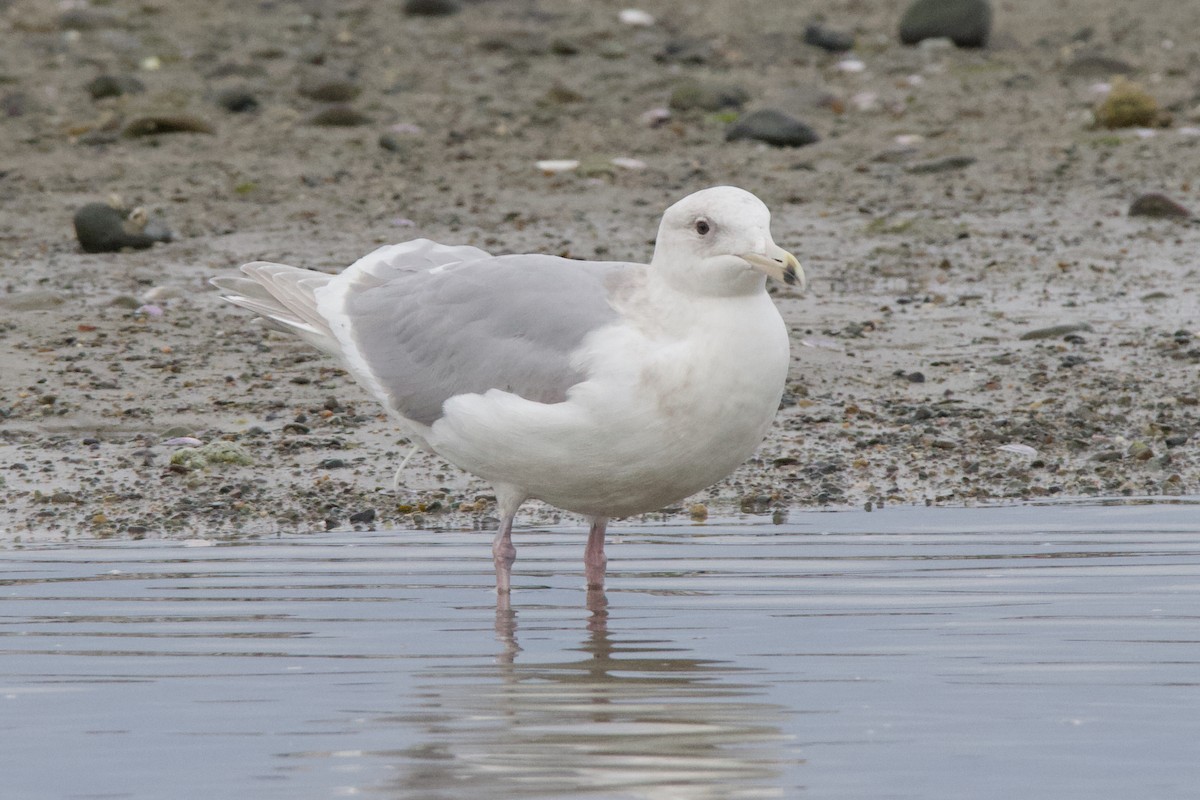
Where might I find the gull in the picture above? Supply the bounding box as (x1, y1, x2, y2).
(212, 186, 803, 592)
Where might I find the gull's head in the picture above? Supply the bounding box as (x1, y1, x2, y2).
(651, 186, 804, 297)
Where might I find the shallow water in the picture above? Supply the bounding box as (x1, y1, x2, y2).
(3, 501, 1200, 800)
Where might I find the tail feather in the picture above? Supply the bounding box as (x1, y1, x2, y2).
(211, 262, 340, 355)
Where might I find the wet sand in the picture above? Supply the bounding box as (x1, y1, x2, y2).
(0, 0, 1197, 540)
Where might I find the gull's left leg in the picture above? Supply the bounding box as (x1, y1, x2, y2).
(492, 484, 525, 594)
(584, 516, 609, 588)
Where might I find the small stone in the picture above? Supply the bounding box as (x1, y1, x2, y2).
(169, 441, 254, 470)
(899, 0, 992, 48)
(688, 503, 709, 521)
(550, 39, 580, 56)
(656, 37, 717, 65)
(304, 105, 371, 127)
(59, 7, 125, 30)
(479, 32, 550, 56)
(1129, 193, 1191, 220)
(378, 132, 405, 152)
(73, 202, 172, 253)
(0, 290, 66, 312)
(804, 23, 855, 53)
(403, 0, 460, 16)
(619, 9, 655, 26)
(1165, 434, 1188, 448)
(86, 74, 145, 100)
(298, 75, 362, 103)
(669, 81, 749, 112)
(1094, 78, 1158, 129)
(318, 458, 347, 469)
(597, 41, 627, 59)
(726, 109, 819, 148)
(1, 92, 31, 118)
(160, 425, 194, 439)
(349, 508, 376, 524)
(1019, 323, 1092, 341)
(123, 114, 216, 137)
(215, 87, 259, 113)
(1127, 441, 1154, 461)
(1063, 53, 1136, 78)
(539, 84, 584, 105)
(208, 62, 269, 79)
(905, 155, 977, 174)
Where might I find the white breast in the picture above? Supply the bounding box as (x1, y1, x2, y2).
(426, 283, 790, 518)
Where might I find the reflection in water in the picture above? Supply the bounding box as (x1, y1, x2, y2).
(392, 589, 795, 799)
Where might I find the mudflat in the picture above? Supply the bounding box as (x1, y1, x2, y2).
(1, 0, 1196, 541)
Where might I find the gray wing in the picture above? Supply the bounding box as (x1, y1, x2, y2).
(328, 254, 631, 426)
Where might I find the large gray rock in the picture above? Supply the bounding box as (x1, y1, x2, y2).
(725, 110, 819, 148)
(899, 0, 992, 48)
(74, 203, 171, 253)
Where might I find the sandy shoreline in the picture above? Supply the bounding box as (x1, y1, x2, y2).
(1, 0, 1197, 542)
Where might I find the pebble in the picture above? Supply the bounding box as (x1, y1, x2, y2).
(479, 32, 550, 56)
(349, 508, 376, 524)
(668, 81, 749, 112)
(803, 23, 855, 53)
(304, 105, 371, 126)
(1063, 53, 1136, 78)
(123, 114, 216, 137)
(59, 7, 126, 30)
(0, 290, 66, 312)
(535, 159, 579, 174)
(86, 74, 145, 100)
(1127, 441, 1154, 461)
(640, 107, 671, 127)
(73, 202, 172, 253)
(619, 9, 655, 27)
(160, 425, 194, 439)
(540, 84, 584, 105)
(1093, 78, 1158, 129)
(378, 132, 406, 152)
(403, 0, 460, 16)
(1129, 193, 1192, 220)
(298, 75, 362, 103)
(725, 109, 819, 148)
(169, 441, 254, 470)
(656, 37, 717, 65)
(905, 155, 977, 174)
(209, 62, 269, 79)
(898, 0, 992, 48)
(2, 92, 31, 118)
(215, 87, 259, 113)
(318, 458, 347, 469)
(1019, 322, 1092, 341)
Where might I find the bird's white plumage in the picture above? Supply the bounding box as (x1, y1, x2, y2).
(213, 185, 801, 589)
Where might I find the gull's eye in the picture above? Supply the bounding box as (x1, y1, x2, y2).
(694, 219, 711, 236)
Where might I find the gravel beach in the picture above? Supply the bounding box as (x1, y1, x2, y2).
(1, 0, 1197, 542)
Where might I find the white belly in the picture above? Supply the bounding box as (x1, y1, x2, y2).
(425, 290, 790, 517)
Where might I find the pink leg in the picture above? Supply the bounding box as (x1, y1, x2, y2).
(584, 517, 609, 588)
(492, 514, 516, 594)
(492, 485, 525, 595)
